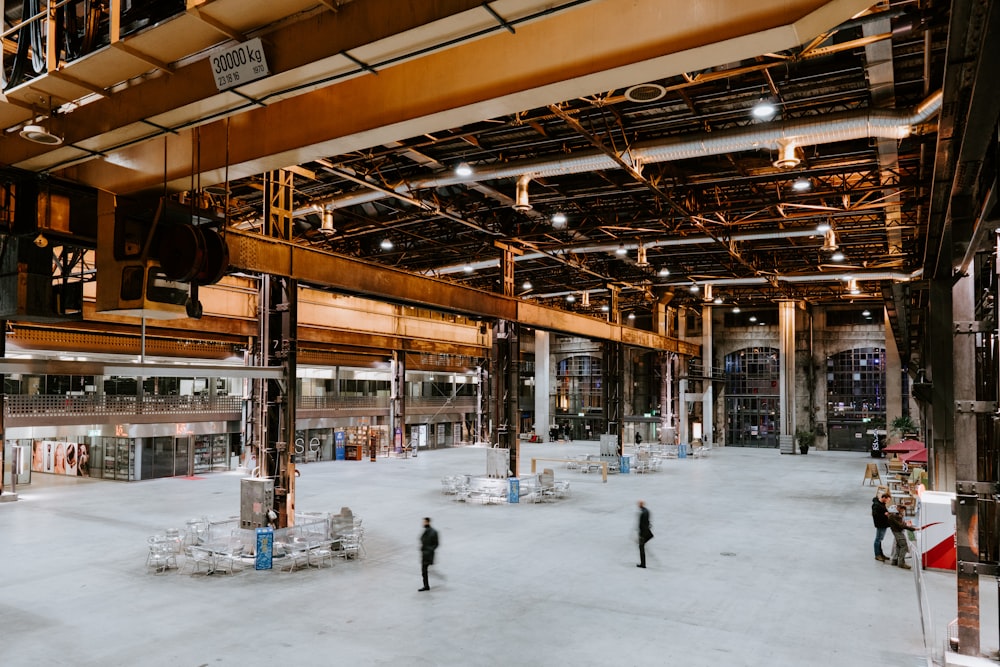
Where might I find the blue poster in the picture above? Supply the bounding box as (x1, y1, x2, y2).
(255, 527, 273, 570)
(620, 456, 630, 474)
(508, 477, 519, 504)
(335, 431, 346, 460)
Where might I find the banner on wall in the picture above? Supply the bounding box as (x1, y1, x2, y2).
(31, 441, 91, 477)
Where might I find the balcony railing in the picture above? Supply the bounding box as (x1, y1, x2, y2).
(4, 394, 244, 417)
(5, 394, 478, 418)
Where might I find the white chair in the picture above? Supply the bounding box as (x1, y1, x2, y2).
(146, 538, 178, 574)
(183, 546, 215, 575)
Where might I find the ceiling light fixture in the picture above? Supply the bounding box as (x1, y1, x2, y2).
(20, 123, 63, 145)
(463, 264, 474, 273)
(380, 238, 394, 250)
(792, 177, 812, 192)
(713, 296, 723, 305)
(751, 100, 777, 121)
(732, 306, 741, 314)
(615, 243, 627, 256)
(689, 284, 699, 293)
(522, 280, 532, 290)
(816, 221, 831, 233)
(601, 304, 610, 312)
(551, 212, 568, 229)
(831, 250, 845, 262)
(566, 294, 576, 303)
(862, 309, 871, 317)
(628, 312, 636, 320)
(454, 161, 473, 178)
(658, 267, 670, 277)
(749, 315, 757, 322)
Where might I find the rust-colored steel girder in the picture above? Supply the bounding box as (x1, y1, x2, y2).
(225, 229, 699, 356)
(55, 0, 871, 194)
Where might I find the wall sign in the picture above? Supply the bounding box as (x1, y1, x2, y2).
(210, 37, 269, 91)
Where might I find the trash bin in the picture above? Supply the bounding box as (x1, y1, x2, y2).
(620, 456, 630, 474)
(870, 437, 884, 458)
(508, 477, 520, 504)
(678, 444, 687, 459)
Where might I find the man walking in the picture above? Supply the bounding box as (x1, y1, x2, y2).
(637, 500, 653, 568)
(419, 517, 439, 591)
(871, 492, 890, 562)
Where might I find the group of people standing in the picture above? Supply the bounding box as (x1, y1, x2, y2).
(871, 492, 917, 569)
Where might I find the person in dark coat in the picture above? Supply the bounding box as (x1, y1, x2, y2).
(637, 500, 653, 568)
(419, 517, 439, 591)
(871, 493, 891, 562)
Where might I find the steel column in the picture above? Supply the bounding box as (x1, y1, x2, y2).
(604, 340, 624, 454)
(491, 319, 519, 476)
(390, 350, 406, 451)
(953, 272, 979, 654)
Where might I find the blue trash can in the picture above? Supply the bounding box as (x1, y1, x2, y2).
(508, 477, 520, 503)
(678, 444, 688, 458)
(620, 456, 630, 474)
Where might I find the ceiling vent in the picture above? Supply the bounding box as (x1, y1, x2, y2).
(624, 83, 666, 103)
(20, 124, 63, 145)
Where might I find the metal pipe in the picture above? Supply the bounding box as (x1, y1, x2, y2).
(317, 91, 943, 215)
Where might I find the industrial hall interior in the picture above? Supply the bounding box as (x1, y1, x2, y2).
(1, 0, 999, 665)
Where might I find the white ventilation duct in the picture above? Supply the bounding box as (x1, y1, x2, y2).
(773, 140, 799, 168)
(311, 91, 942, 215)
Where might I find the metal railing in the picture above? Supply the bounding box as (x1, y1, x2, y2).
(4, 394, 243, 417)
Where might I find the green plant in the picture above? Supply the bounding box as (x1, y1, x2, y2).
(795, 429, 815, 451)
(890, 415, 918, 436)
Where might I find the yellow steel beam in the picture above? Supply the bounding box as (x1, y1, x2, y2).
(225, 229, 699, 355)
(53, 0, 871, 193)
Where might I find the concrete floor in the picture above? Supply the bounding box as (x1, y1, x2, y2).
(2, 443, 996, 666)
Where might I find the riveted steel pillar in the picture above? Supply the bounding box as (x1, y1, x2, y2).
(259, 170, 297, 528)
(491, 319, 519, 476)
(604, 340, 624, 454)
(391, 350, 406, 452)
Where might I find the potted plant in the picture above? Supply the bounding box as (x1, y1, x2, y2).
(890, 415, 919, 439)
(795, 429, 815, 455)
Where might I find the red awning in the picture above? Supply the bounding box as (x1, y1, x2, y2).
(884, 439, 925, 452)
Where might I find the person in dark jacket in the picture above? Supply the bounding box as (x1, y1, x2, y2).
(887, 505, 917, 569)
(871, 493, 891, 561)
(419, 517, 439, 591)
(637, 500, 653, 568)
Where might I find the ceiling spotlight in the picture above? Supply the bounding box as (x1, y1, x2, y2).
(551, 212, 568, 229)
(454, 161, 473, 178)
(463, 264, 474, 273)
(601, 304, 610, 312)
(689, 284, 700, 293)
(759, 321, 766, 326)
(792, 177, 812, 192)
(816, 221, 831, 233)
(713, 296, 723, 305)
(862, 309, 871, 317)
(615, 243, 627, 256)
(628, 312, 636, 320)
(380, 238, 394, 250)
(20, 123, 63, 145)
(749, 315, 757, 322)
(751, 100, 777, 121)
(566, 294, 576, 303)
(522, 280, 532, 290)
(658, 267, 670, 277)
(732, 306, 741, 314)
(831, 250, 845, 262)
